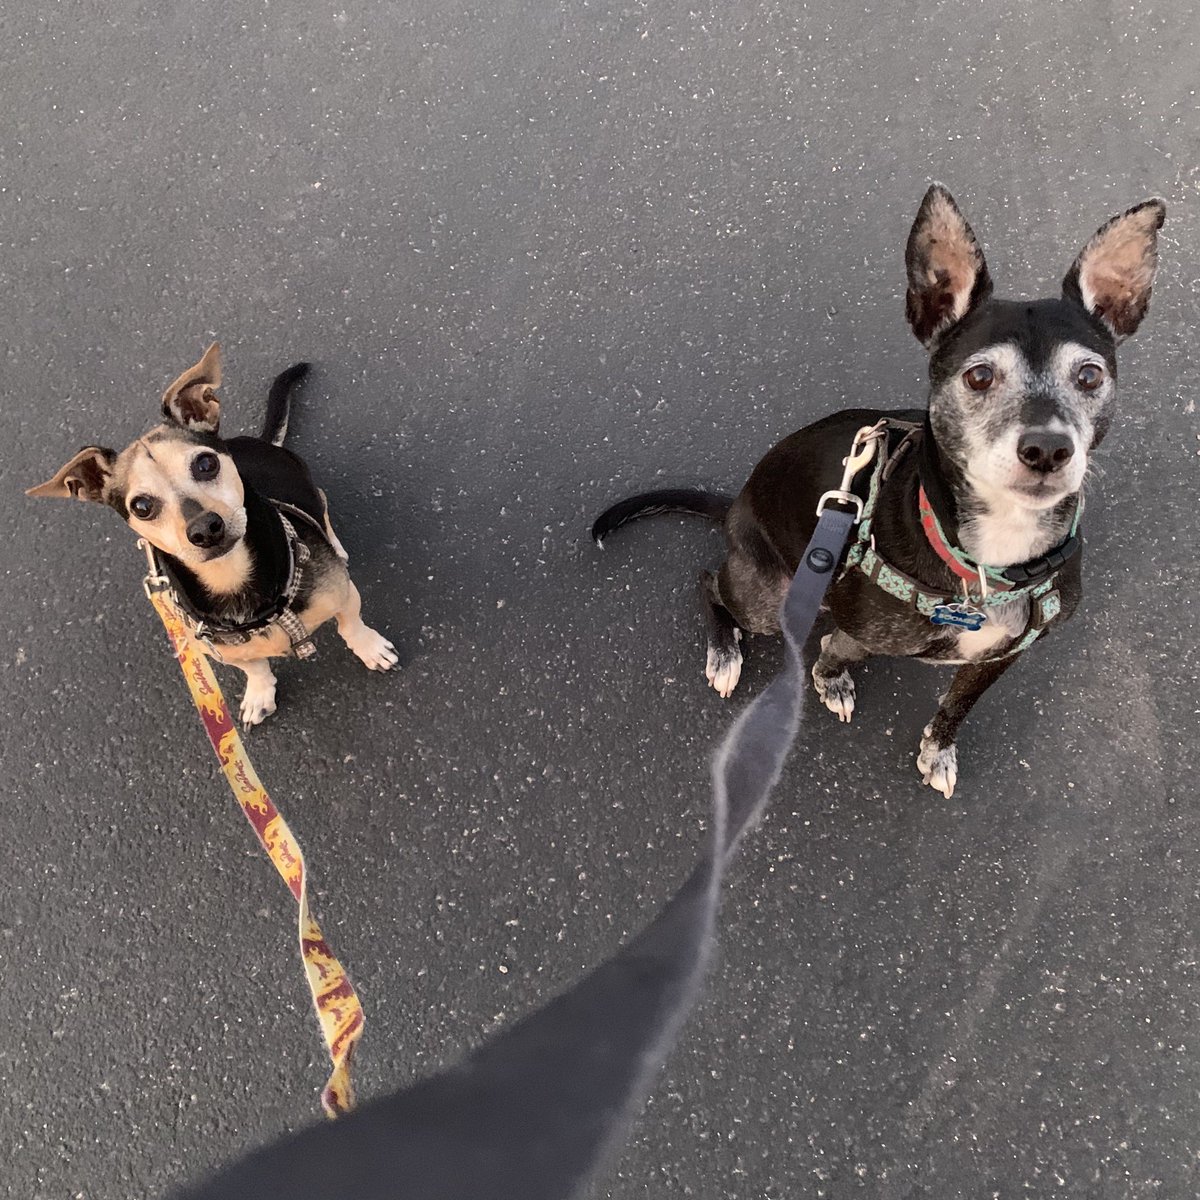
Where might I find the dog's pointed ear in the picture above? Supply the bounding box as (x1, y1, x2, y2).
(1062, 199, 1166, 342)
(905, 184, 993, 347)
(26, 446, 117, 503)
(162, 341, 222, 432)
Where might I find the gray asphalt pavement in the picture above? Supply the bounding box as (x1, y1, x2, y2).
(4, 2, 1200, 1197)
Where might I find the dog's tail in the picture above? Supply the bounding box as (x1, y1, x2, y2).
(261, 362, 311, 446)
(591, 488, 733, 547)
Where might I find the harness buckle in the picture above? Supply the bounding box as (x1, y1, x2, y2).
(815, 423, 886, 520)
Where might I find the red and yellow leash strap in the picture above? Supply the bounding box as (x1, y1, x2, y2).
(142, 567, 364, 1117)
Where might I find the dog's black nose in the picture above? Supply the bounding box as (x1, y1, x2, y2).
(187, 511, 226, 547)
(1017, 429, 1075, 473)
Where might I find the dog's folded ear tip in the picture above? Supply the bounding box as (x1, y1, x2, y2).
(26, 481, 74, 500)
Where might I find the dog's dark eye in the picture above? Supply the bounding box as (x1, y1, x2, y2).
(963, 364, 995, 392)
(1077, 364, 1104, 391)
(191, 452, 220, 480)
(129, 495, 157, 520)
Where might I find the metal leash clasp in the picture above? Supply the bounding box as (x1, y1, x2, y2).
(815, 422, 886, 521)
(138, 537, 170, 597)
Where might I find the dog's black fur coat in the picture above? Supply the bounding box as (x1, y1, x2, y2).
(593, 186, 1165, 796)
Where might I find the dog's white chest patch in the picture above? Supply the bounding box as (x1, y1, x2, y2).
(949, 593, 1028, 662)
(960, 506, 1052, 567)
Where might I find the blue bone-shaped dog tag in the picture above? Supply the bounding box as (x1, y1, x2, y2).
(930, 602, 987, 631)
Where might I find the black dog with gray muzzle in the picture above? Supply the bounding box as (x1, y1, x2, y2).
(594, 185, 1165, 797)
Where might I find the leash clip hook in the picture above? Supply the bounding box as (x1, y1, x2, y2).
(815, 422, 885, 521)
(138, 537, 170, 597)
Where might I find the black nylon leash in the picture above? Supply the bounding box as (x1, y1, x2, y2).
(173, 502, 862, 1200)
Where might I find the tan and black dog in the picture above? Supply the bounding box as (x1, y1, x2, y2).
(28, 343, 398, 726)
(594, 187, 1165, 797)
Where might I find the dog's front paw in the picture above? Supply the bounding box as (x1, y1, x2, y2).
(917, 725, 958, 798)
(351, 627, 399, 672)
(240, 686, 278, 729)
(705, 645, 743, 698)
(812, 666, 856, 723)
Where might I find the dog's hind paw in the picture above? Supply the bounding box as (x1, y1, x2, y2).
(351, 627, 399, 672)
(705, 645, 743, 698)
(917, 727, 958, 798)
(812, 666, 856, 723)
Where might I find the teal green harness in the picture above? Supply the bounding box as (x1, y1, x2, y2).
(840, 429, 1077, 656)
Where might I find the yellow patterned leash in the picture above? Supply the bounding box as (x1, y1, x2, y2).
(140, 546, 364, 1117)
